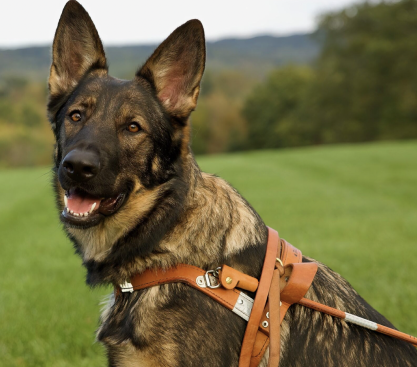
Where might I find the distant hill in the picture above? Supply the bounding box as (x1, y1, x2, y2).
(0, 33, 318, 81)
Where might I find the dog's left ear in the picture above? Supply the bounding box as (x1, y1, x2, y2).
(136, 20, 206, 121)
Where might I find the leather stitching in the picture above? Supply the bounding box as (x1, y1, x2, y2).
(254, 336, 269, 357)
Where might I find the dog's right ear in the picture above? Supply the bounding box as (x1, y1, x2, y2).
(48, 1, 107, 104)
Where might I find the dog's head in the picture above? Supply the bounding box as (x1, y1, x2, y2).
(48, 1, 205, 261)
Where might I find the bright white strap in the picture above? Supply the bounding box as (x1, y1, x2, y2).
(232, 292, 254, 321)
(345, 313, 378, 330)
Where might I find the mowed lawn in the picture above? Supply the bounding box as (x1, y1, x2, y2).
(1, 141, 416, 366)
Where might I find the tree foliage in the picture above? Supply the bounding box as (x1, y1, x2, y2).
(191, 70, 256, 154)
(0, 78, 52, 167)
(243, 0, 417, 149)
(242, 66, 314, 149)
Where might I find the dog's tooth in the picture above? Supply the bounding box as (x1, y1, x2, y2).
(64, 195, 68, 207)
(84, 212, 89, 217)
(74, 212, 79, 217)
(89, 202, 97, 214)
(69, 210, 73, 214)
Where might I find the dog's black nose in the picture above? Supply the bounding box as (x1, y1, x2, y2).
(62, 149, 100, 182)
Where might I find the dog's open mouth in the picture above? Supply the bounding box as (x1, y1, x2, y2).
(61, 188, 126, 228)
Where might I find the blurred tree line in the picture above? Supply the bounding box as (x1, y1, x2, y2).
(1, 0, 416, 166)
(241, 0, 417, 150)
(0, 77, 53, 166)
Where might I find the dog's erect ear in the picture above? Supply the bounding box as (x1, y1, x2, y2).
(49, 0, 107, 99)
(136, 20, 206, 121)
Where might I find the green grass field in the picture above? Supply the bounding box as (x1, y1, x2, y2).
(1, 141, 416, 366)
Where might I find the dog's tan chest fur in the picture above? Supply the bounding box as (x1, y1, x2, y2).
(108, 342, 160, 367)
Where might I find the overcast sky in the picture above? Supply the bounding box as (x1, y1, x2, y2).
(0, 0, 358, 48)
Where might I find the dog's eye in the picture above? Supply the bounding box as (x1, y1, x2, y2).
(127, 123, 141, 133)
(70, 111, 82, 122)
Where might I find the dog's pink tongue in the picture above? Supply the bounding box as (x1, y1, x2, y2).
(67, 190, 101, 213)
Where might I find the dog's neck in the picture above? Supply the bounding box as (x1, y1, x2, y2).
(76, 153, 267, 286)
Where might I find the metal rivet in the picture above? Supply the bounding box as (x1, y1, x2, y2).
(266, 312, 269, 319)
(238, 299, 244, 305)
(262, 321, 269, 328)
(226, 277, 233, 284)
(196, 276, 206, 287)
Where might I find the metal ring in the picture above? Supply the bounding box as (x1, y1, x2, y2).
(213, 266, 222, 277)
(262, 321, 269, 328)
(205, 270, 221, 288)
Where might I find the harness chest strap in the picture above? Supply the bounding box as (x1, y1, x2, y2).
(117, 264, 254, 321)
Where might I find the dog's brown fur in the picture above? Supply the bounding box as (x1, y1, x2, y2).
(48, 2, 417, 366)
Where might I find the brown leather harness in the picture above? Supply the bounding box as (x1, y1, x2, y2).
(115, 227, 417, 366)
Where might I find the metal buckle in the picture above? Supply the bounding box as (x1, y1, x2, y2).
(120, 281, 134, 293)
(204, 267, 222, 288)
(196, 267, 222, 288)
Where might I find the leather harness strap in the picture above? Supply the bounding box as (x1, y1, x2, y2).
(266, 266, 282, 366)
(221, 265, 259, 292)
(118, 264, 254, 321)
(279, 262, 318, 322)
(239, 228, 279, 366)
(115, 226, 417, 367)
(280, 238, 302, 265)
(247, 232, 318, 367)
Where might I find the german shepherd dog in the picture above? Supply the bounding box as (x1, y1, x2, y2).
(48, 1, 417, 366)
